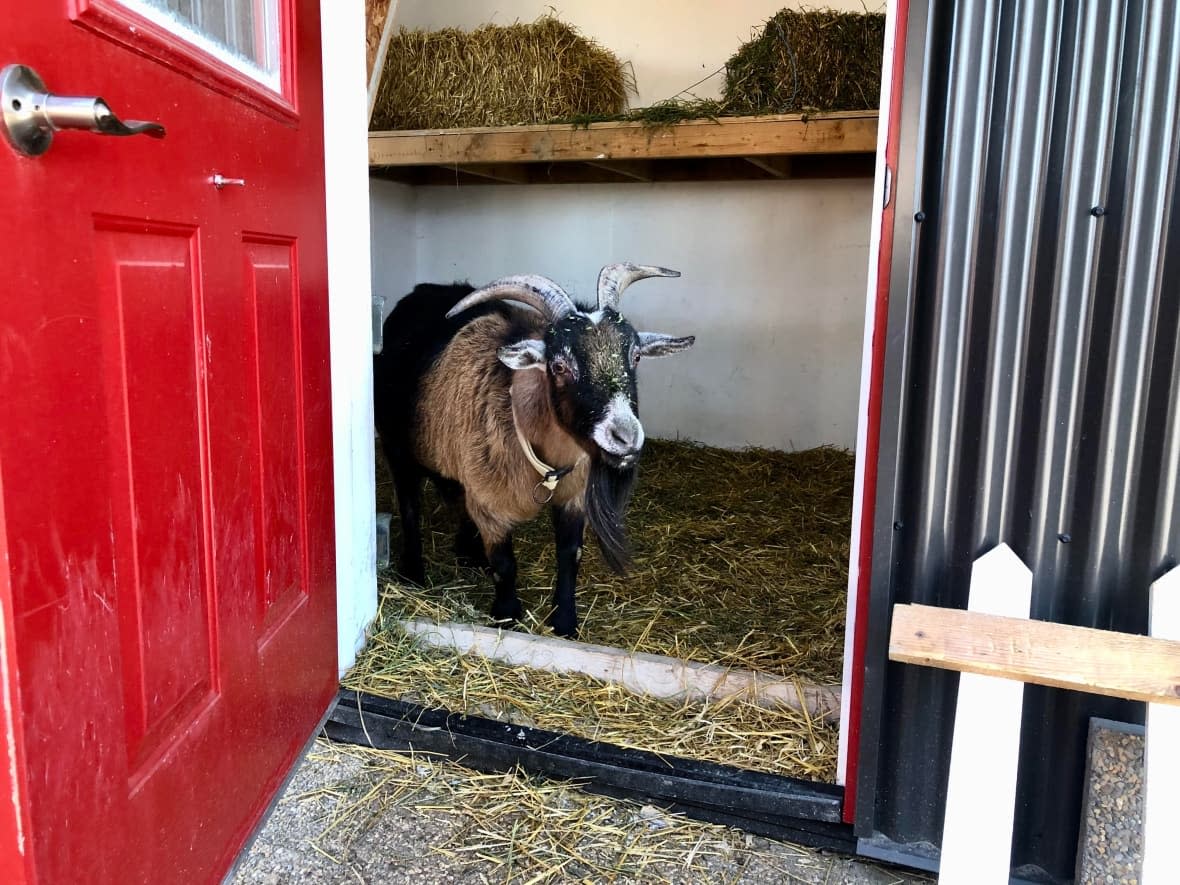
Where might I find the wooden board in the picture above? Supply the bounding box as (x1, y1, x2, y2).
(368, 111, 878, 185)
(365, 0, 394, 81)
(400, 619, 841, 723)
(365, 0, 400, 125)
(889, 604, 1180, 707)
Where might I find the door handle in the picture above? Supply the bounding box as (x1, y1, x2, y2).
(1, 64, 165, 157)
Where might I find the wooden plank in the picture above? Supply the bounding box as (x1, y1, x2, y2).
(451, 164, 533, 184)
(1142, 566, 1180, 885)
(582, 159, 655, 182)
(939, 544, 1031, 884)
(889, 605, 1180, 707)
(366, 0, 400, 125)
(369, 111, 879, 167)
(744, 155, 794, 178)
(371, 154, 872, 185)
(400, 619, 841, 722)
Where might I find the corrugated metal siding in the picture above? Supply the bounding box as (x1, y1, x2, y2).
(862, 1, 1180, 879)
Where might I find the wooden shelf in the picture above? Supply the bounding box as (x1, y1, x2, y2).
(369, 110, 878, 185)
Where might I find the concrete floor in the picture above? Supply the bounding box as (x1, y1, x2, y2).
(231, 739, 931, 885)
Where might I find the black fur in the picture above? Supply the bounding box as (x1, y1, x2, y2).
(374, 282, 530, 468)
(585, 460, 638, 573)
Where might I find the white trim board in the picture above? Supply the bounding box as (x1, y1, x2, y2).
(1142, 566, 1180, 885)
(400, 619, 842, 722)
(938, 545, 1031, 884)
(322, 0, 379, 674)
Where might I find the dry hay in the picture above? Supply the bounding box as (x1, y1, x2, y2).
(724, 8, 886, 114)
(371, 16, 631, 131)
(344, 608, 838, 781)
(561, 98, 729, 129)
(298, 740, 754, 883)
(357, 438, 852, 781)
(289, 740, 929, 884)
(374, 439, 853, 685)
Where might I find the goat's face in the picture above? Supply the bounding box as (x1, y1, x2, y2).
(502, 308, 694, 469)
(449, 265, 695, 469)
(548, 310, 643, 468)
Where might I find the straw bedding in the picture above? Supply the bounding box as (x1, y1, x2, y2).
(351, 439, 852, 781)
(372, 440, 851, 683)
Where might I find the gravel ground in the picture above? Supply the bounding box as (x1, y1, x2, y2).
(1076, 719, 1144, 885)
(231, 739, 931, 885)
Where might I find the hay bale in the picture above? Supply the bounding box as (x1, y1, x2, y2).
(724, 8, 886, 114)
(371, 16, 631, 131)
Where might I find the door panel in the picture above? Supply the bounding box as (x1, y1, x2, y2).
(0, 1, 335, 882)
(94, 221, 218, 773)
(244, 236, 310, 636)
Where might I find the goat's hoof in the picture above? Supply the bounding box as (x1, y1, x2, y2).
(548, 616, 578, 640)
(490, 598, 523, 624)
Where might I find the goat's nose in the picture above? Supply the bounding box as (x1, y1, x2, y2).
(609, 424, 636, 449)
(592, 394, 645, 456)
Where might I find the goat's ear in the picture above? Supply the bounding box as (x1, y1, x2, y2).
(498, 339, 547, 371)
(637, 332, 696, 358)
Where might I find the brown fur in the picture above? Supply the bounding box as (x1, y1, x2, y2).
(415, 311, 589, 551)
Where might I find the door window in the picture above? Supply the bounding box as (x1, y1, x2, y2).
(116, 0, 281, 90)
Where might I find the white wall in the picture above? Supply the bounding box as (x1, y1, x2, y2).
(369, 179, 418, 320)
(375, 0, 879, 450)
(322, 0, 377, 674)
(410, 181, 871, 449)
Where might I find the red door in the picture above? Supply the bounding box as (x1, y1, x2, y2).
(0, 2, 337, 882)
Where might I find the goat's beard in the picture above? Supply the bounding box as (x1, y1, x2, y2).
(585, 454, 639, 574)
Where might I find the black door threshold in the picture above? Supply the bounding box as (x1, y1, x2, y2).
(325, 689, 855, 854)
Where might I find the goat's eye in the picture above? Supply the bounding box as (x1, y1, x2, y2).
(632, 350, 641, 367)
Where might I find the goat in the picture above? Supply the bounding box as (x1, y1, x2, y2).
(374, 264, 695, 637)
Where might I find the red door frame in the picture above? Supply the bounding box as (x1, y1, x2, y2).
(841, 0, 912, 825)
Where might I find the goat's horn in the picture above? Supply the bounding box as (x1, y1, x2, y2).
(597, 263, 680, 311)
(446, 274, 577, 322)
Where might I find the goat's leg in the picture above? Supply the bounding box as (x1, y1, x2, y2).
(486, 535, 521, 623)
(433, 476, 489, 569)
(549, 504, 586, 638)
(390, 461, 426, 585)
(468, 506, 522, 623)
(455, 516, 489, 570)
